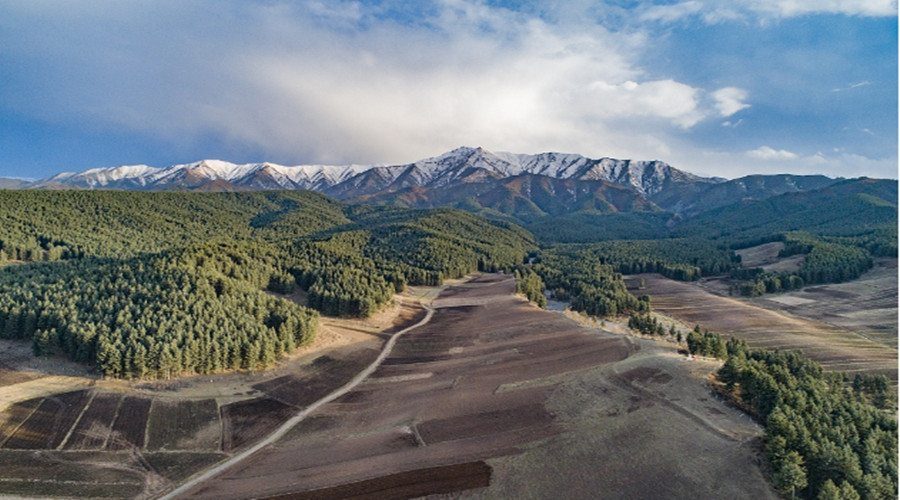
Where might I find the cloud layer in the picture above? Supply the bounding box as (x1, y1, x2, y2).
(1, 1, 747, 164)
(0, 0, 896, 179)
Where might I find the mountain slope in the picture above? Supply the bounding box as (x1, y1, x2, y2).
(28, 147, 886, 226)
(347, 173, 660, 220)
(674, 178, 898, 244)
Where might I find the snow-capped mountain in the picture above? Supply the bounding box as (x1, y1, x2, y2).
(37, 147, 711, 194)
(41, 159, 373, 191)
(29, 147, 838, 217)
(329, 146, 716, 198)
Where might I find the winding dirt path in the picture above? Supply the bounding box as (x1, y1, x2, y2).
(160, 304, 436, 500)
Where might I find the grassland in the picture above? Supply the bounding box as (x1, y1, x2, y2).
(625, 266, 897, 380)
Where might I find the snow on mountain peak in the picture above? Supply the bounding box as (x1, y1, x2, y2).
(34, 147, 714, 196)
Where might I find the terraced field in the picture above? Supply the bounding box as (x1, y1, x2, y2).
(0, 296, 422, 498)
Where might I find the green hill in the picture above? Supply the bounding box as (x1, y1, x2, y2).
(0, 190, 535, 379)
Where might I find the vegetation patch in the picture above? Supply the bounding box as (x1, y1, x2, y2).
(0, 191, 533, 380)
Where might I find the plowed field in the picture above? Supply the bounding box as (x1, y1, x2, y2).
(179, 274, 776, 500)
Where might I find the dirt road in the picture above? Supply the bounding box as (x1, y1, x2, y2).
(161, 305, 436, 500)
(176, 274, 775, 500)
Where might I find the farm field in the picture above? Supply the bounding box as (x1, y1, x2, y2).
(626, 270, 898, 380)
(178, 274, 775, 500)
(752, 258, 898, 349)
(0, 289, 423, 498)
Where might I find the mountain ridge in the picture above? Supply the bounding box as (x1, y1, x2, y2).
(13, 146, 864, 219)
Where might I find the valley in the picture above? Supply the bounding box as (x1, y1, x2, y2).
(0, 151, 895, 499)
(0, 274, 779, 499)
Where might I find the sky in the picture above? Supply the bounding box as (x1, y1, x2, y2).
(0, 0, 897, 180)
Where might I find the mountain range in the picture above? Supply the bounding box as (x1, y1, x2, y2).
(10, 146, 872, 221)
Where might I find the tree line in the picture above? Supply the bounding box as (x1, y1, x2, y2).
(731, 232, 877, 297)
(0, 191, 536, 378)
(685, 329, 897, 499)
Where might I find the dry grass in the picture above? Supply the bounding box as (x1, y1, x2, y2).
(627, 272, 897, 380)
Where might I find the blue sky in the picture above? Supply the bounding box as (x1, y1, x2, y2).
(1, 0, 896, 180)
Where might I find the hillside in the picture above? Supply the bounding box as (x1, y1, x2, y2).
(674, 178, 898, 245)
(0, 190, 535, 379)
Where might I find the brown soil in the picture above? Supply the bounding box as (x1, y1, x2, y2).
(627, 272, 897, 380)
(146, 398, 220, 451)
(108, 396, 152, 450)
(3, 390, 90, 450)
(64, 392, 121, 450)
(0, 289, 428, 498)
(220, 397, 295, 452)
(179, 274, 775, 500)
(264, 461, 492, 500)
(752, 258, 898, 349)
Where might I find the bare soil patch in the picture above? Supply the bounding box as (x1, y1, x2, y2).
(3, 390, 91, 450)
(64, 392, 121, 450)
(627, 273, 897, 380)
(107, 396, 152, 450)
(178, 274, 775, 500)
(0, 450, 146, 498)
(264, 461, 492, 500)
(220, 397, 296, 453)
(146, 398, 220, 451)
(0, 397, 41, 448)
(416, 403, 554, 445)
(753, 258, 898, 349)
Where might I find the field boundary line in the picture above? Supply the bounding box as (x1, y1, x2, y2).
(57, 390, 96, 450)
(160, 302, 436, 500)
(0, 399, 40, 448)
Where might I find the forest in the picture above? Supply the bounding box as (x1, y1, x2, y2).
(0, 180, 895, 378)
(733, 232, 881, 297)
(0, 191, 534, 378)
(683, 330, 898, 500)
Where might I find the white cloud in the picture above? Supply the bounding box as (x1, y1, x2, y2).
(671, 148, 897, 179)
(2, 0, 744, 166)
(1, 0, 894, 180)
(740, 0, 898, 18)
(711, 87, 750, 117)
(637, 0, 897, 24)
(746, 146, 800, 160)
(583, 79, 705, 128)
(832, 80, 872, 92)
(639, 1, 705, 23)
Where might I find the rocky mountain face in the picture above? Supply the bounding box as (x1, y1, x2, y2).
(23, 146, 845, 219)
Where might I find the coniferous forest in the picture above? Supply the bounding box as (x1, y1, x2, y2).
(685, 330, 898, 500)
(0, 191, 535, 378)
(1, 184, 895, 378)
